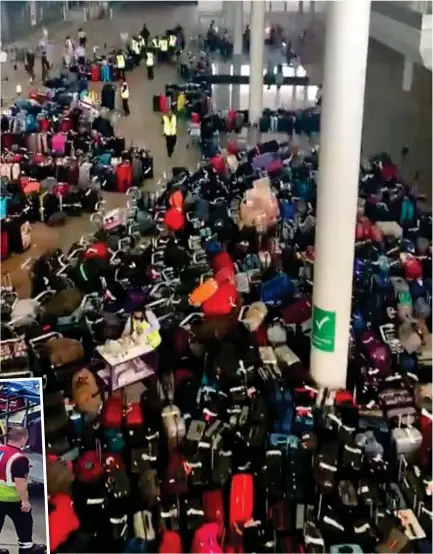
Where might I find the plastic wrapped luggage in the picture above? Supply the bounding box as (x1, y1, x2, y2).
(91, 64, 101, 82)
(116, 162, 133, 193)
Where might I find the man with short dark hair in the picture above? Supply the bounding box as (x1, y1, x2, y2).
(0, 427, 46, 554)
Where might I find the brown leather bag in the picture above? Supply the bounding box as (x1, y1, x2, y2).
(42, 288, 83, 319)
(46, 458, 75, 497)
(43, 337, 85, 367)
(72, 368, 102, 415)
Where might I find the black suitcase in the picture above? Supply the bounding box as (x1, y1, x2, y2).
(101, 84, 115, 111)
(153, 95, 160, 112)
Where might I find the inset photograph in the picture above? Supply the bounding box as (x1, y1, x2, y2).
(0, 379, 48, 554)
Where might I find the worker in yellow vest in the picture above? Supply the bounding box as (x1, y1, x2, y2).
(159, 36, 169, 64)
(162, 109, 177, 158)
(168, 33, 177, 57)
(116, 51, 126, 79)
(120, 79, 130, 116)
(146, 49, 155, 80)
(152, 36, 159, 50)
(138, 35, 146, 57)
(0, 427, 46, 554)
(130, 36, 141, 66)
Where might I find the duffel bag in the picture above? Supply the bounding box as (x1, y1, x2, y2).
(43, 337, 85, 367)
(42, 288, 83, 319)
(72, 368, 102, 415)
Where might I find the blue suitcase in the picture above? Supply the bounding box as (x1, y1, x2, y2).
(101, 64, 111, 82)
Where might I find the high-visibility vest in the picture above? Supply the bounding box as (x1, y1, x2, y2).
(162, 115, 177, 136)
(169, 35, 177, 48)
(133, 319, 161, 349)
(120, 84, 129, 100)
(116, 54, 125, 69)
(159, 38, 168, 52)
(146, 52, 154, 66)
(131, 40, 139, 54)
(139, 37, 145, 49)
(152, 38, 159, 49)
(0, 445, 27, 502)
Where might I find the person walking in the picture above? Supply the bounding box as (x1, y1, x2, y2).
(162, 109, 177, 158)
(0, 427, 46, 554)
(145, 49, 155, 80)
(25, 49, 35, 83)
(120, 79, 130, 116)
(140, 24, 150, 47)
(78, 28, 87, 48)
(159, 35, 169, 64)
(41, 51, 50, 83)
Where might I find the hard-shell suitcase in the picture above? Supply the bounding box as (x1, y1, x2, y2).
(229, 473, 254, 529)
(159, 95, 167, 113)
(0, 227, 9, 260)
(91, 64, 101, 82)
(28, 417, 43, 453)
(116, 162, 133, 193)
(101, 64, 111, 82)
(101, 84, 115, 111)
(153, 95, 160, 112)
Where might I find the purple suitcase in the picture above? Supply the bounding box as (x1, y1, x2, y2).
(251, 152, 277, 171)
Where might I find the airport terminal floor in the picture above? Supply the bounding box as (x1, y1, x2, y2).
(1, 1, 432, 278)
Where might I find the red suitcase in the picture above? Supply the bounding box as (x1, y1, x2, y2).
(1, 228, 9, 261)
(229, 473, 254, 530)
(159, 95, 167, 113)
(59, 117, 71, 133)
(39, 117, 50, 132)
(203, 489, 225, 524)
(91, 64, 100, 82)
(210, 155, 225, 174)
(125, 402, 143, 427)
(76, 451, 104, 483)
(159, 531, 183, 554)
(227, 142, 239, 156)
(101, 396, 123, 428)
(116, 162, 133, 192)
(191, 112, 200, 124)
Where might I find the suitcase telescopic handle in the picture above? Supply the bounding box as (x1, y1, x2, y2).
(29, 331, 62, 346)
(237, 305, 250, 323)
(179, 312, 204, 330)
(34, 290, 55, 304)
(20, 257, 34, 270)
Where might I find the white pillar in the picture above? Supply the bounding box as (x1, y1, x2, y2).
(248, 0, 265, 125)
(222, 1, 233, 30)
(299, 1, 304, 14)
(29, 0, 37, 26)
(233, 1, 244, 55)
(402, 57, 414, 92)
(310, 0, 371, 389)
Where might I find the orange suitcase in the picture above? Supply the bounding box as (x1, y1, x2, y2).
(189, 278, 219, 307)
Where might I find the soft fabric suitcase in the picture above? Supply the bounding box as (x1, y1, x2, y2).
(91, 64, 100, 81)
(116, 162, 133, 192)
(8, 218, 31, 253)
(266, 158, 283, 176)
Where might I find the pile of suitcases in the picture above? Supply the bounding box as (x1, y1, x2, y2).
(259, 108, 321, 137)
(0, 78, 154, 260)
(0, 138, 432, 553)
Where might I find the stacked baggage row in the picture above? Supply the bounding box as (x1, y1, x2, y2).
(1, 127, 432, 554)
(0, 80, 153, 260)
